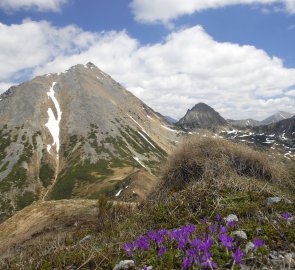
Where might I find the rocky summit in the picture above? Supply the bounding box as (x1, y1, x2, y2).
(176, 102, 228, 131)
(261, 111, 294, 125)
(0, 62, 180, 220)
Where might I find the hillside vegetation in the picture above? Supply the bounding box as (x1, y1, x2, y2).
(1, 136, 294, 269)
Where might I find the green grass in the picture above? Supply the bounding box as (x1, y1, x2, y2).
(0, 129, 12, 161)
(49, 159, 114, 200)
(16, 191, 36, 211)
(39, 164, 55, 188)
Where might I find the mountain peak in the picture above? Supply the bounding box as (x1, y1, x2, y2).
(190, 102, 216, 112)
(177, 102, 227, 130)
(261, 111, 294, 125)
(0, 63, 178, 218)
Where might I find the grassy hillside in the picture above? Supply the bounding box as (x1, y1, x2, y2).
(0, 136, 294, 269)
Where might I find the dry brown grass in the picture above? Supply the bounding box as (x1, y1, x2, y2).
(159, 135, 291, 192)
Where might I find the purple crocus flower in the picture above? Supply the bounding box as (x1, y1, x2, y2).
(183, 224, 196, 234)
(219, 234, 233, 250)
(178, 237, 187, 249)
(202, 259, 218, 269)
(209, 224, 217, 234)
(158, 246, 166, 257)
(219, 225, 228, 234)
(233, 247, 245, 264)
(147, 230, 157, 240)
(137, 235, 150, 250)
(158, 229, 168, 236)
(203, 236, 214, 250)
(216, 214, 222, 223)
(170, 229, 182, 241)
(182, 256, 193, 270)
(191, 237, 202, 250)
(253, 237, 264, 249)
(281, 212, 292, 221)
(122, 242, 133, 256)
(226, 220, 236, 227)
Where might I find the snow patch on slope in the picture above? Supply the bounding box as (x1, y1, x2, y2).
(133, 156, 147, 169)
(138, 131, 156, 149)
(161, 124, 178, 133)
(45, 82, 62, 159)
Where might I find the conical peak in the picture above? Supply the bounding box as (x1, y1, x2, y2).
(191, 102, 214, 112)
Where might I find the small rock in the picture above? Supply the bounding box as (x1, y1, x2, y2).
(225, 214, 238, 223)
(113, 260, 135, 270)
(245, 242, 255, 253)
(266, 197, 293, 206)
(233, 230, 247, 240)
(256, 227, 264, 235)
(79, 235, 92, 245)
(284, 253, 295, 267)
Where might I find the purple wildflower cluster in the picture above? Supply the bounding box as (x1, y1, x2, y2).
(122, 215, 265, 269)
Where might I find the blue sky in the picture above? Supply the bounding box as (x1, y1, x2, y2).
(0, 0, 295, 119)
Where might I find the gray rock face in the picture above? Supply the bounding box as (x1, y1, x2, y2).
(177, 102, 227, 131)
(0, 62, 178, 218)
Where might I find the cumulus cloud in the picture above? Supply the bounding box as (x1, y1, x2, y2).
(0, 20, 295, 120)
(0, 0, 68, 12)
(130, 0, 295, 24)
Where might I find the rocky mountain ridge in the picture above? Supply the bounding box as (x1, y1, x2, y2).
(0, 63, 179, 219)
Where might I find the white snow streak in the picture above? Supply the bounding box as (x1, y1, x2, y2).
(147, 115, 154, 121)
(133, 156, 147, 169)
(127, 114, 149, 136)
(161, 124, 178, 133)
(45, 82, 62, 159)
(115, 189, 123, 197)
(138, 131, 156, 148)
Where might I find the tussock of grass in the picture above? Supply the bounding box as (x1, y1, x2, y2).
(159, 135, 290, 192)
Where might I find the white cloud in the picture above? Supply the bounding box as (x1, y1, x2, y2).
(0, 21, 295, 120)
(0, 82, 14, 93)
(286, 89, 295, 96)
(0, 0, 68, 12)
(130, 0, 295, 24)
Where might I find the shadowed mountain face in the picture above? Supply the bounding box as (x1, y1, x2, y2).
(177, 103, 228, 131)
(255, 116, 295, 138)
(0, 63, 179, 219)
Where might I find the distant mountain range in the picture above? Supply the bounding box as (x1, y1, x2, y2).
(175, 102, 294, 130)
